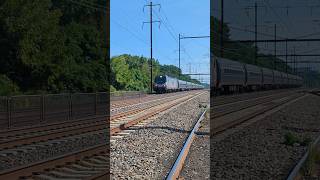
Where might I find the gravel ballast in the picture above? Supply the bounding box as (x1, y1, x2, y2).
(211, 93, 320, 180)
(110, 91, 209, 179)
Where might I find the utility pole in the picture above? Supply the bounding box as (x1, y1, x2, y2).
(254, 2, 257, 65)
(293, 46, 296, 74)
(274, 24, 277, 70)
(285, 39, 288, 73)
(179, 33, 181, 76)
(178, 35, 210, 70)
(178, 34, 210, 88)
(220, 0, 224, 57)
(143, 1, 161, 93)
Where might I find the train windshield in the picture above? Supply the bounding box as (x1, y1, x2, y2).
(155, 75, 166, 84)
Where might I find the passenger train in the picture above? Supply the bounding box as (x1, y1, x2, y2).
(153, 57, 303, 94)
(153, 75, 204, 93)
(212, 57, 303, 95)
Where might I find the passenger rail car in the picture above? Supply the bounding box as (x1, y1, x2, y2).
(212, 57, 303, 95)
(154, 75, 204, 93)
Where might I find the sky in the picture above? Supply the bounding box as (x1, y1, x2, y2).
(110, 0, 210, 84)
(212, 0, 320, 72)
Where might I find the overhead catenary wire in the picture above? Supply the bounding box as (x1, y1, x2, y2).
(152, 9, 198, 64)
(66, 0, 107, 12)
(262, 0, 295, 36)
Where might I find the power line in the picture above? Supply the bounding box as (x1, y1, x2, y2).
(228, 38, 320, 43)
(153, 10, 178, 42)
(262, 0, 294, 36)
(66, 0, 106, 12)
(111, 19, 148, 45)
(112, 16, 177, 69)
(228, 25, 285, 39)
(154, 8, 179, 40)
(153, 9, 197, 68)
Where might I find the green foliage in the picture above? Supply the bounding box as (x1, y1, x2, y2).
(110, 85, 116, 92)
(110, 54, 200, 91)
(283, 132, 312, 147)
(0, 0, 108, 95)
(211, 16, 292, 73)
(160, 64, 200, 84)
(284, 132, 299, 146)
(0, 75, 19, 96)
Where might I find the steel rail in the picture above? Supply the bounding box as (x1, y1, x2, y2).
(0, 121, 107, 149)
(111, 90, 199, 112)
(0, 115, 107, 136)
(286, 90, 320, 180)
(0, 92, 201, 150)
(167, 91, 305, 179)
(212, 91, 297, 119)
(111, 92, 205, 135)
(212, 93, 305, 135)
(0, 143, 108, 179)
(286, 129, 320, 180)
(166, 109, 208, 179)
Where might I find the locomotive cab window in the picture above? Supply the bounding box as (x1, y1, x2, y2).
(155, 76, 166, 84)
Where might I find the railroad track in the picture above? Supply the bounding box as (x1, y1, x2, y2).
(111, 91, 202, 115)
(211, 88, 302, 106)
(111, 90, 199, 109)
(0, 90, 205, 179)
(110, 91, 207, 138)
(212, 91, 304, 135)
(0, 91, 200, 151)
(166, 90, 306, 179)
(0, 143, 109, 179)
(309, 89, 320, 96)
(166, 109, 208, 179)
(0, 89, 304, 179)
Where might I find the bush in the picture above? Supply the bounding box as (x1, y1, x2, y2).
(284, 132, 299, 146)
(0, 75, 20, 96)
(110, 85, 117, 92)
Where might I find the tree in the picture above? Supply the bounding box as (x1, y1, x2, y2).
(0, 75, 19, 96)
(0, 0, 109, 95)
(110, 54, 201, 91)
(210, 16, 292, 73)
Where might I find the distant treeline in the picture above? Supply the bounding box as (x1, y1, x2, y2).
(0, 0, 108, 96)
(211, 16, 293, 73)
(211, 16, 320, 86)
(111, 54, 201, 92)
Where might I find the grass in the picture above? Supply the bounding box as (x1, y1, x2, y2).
(284, 132, 300, 146)
(283, 132, 312, 147)
(301, 145, 320, 177)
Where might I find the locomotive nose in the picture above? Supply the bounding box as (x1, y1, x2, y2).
(154, 83, 166, 87)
